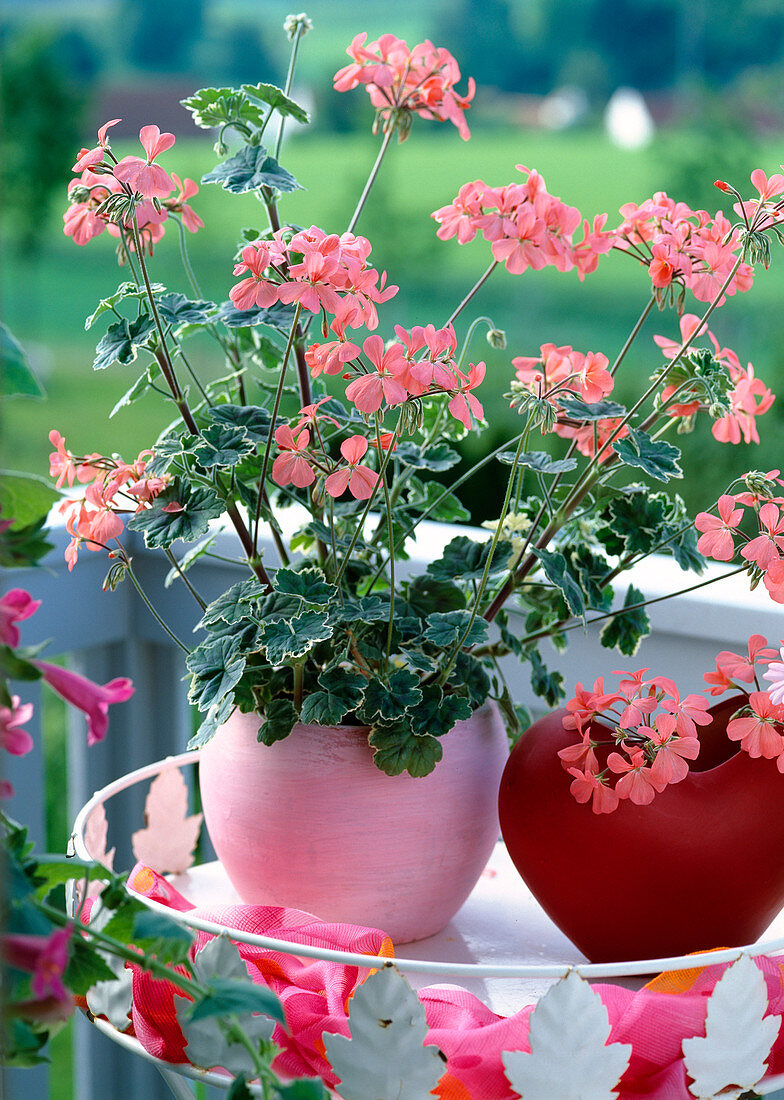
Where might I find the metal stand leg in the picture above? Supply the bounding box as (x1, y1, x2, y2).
(156, 1065, 197, 1098)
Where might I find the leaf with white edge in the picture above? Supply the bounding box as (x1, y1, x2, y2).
(557, 395, 627, 421)
(86, 950, 134, 1030)
(192, 424, 256, 468)
(532, 547, 585, 618)
(84, 282, 163, 330)
(202, 145, 302, 195)
(131, 767, 202, 874)
(258, 610, 332, 663)
(423, 610, 488, 649)
(175, 934, 277, 1074)
(187, 635, 246, 711)
(209, 404, 271, 441)
(156, 292, 217, 327)
(241, 82, 310, 124)
(502, 971, 631, 1100)
(216, 300, 297, 331)
(93, 315, 155, 371)
(612, 427, 683, 482)
(496, 450, 578, 473)
(273, 565, 337, 605)
(323, 966, 443, 1100)
(682, 955, 780, 1100)
(127, 484, 225, 548)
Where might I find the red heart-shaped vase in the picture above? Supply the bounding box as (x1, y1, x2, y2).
(498, 696, 784, 962)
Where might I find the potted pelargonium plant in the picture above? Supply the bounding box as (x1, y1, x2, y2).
(53, 13, 784, 948)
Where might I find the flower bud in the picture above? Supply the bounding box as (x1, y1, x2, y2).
(745, 470, 777, 498)
(68, 185, 91, 204)
(284, 13, 313, 39)
(486, 328, 507, 350)
(714, 180, 731, 193)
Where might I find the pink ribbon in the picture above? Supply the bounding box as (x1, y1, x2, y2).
(98, 862, 784, 1097)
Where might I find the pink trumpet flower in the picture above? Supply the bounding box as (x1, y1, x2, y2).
(34, 662, 134, 747)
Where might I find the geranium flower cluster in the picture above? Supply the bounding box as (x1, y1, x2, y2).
(333, 33, 475, 140)
(560, 635, 784, 813)
(653, 313, 774, 444)
(63, 121, 203, 255)
(613, 192, 754, 303)
(432, 165, 613, 278)
(510, 342, 621, 459)
(695, 473, 784, 602)
(272, 322, 485, 497)
(48, 431, 167, 569)
(229, 226, 397, 328)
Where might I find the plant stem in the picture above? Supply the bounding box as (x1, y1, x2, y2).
(346, 126, 395, 235)
(253, 303, 302, 554)
(274, 21, 307, 162)
(121, 553, 191, 653)
(520, 566, 748, 645)
(437, 429, 529, 687)
(445, 261, 499, 328)
(484, 255, 745, 624)
(608, 295, 655, 377)
(375, 415, 396, 669)
(163, 548, 207, 611)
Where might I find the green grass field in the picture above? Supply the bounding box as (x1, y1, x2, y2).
(4, 125, 784, 519)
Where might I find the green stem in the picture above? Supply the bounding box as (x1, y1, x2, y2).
(445, 261, 499, 328)
(437, 428, 529, 688)
(172, 213, 204, 299)
(375, 415, 396, 669)
(520, 565, 748, 646)
(347, 126, 395, 235)
(366, 427, 530, 590)
(164, 548, 207, 611)
(333, 411, 403, 588)
(253, 303, 302, 554)
(121, 553, 190, 653)
(36, 899, 204, 1001)
(274, 21, 307, 162)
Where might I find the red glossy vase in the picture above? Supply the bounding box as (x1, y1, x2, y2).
(498, 696, 784, 962)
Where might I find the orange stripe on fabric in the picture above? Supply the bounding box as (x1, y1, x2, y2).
(643, 947, 730, 995)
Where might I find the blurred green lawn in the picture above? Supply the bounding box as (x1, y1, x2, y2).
(4, 125, 784, 519)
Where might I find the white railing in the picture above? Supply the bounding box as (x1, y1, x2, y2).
(2, 520, 780, 1099)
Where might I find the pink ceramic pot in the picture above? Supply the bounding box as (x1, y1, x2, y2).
(199, 702, 508, 943)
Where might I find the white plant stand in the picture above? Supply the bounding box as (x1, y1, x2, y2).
(69, 752, 784, 1098)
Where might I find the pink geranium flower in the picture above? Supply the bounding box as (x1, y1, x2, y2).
(649, 713, 700, 791)
(325, 435, 379, 500)
(727, 691, 784, 758)
(695, 495, 745, 561)
(566, 765, 619, 814)
(607, 746, 658, 805)
(34, 662, 134, 746)
(271, 426, 316, 489)
(113, 125, 175, 200)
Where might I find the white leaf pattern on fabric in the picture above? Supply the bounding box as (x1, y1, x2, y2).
(682, 954, 780, 1099)
(502, 970, 631, 1100)
(323, 965, 444, 1100)
(131, 766, 202, 873)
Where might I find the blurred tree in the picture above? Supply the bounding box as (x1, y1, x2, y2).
(0, 28, 94, 253)
(121, 0, 205, 71)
